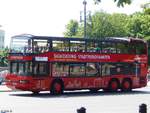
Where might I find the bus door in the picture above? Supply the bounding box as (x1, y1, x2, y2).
(33, 62, 50, 90)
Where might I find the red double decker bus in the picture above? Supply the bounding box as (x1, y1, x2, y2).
(6, 34, 148, 94)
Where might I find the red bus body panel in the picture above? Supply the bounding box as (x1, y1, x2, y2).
(6, 52, 148, 92)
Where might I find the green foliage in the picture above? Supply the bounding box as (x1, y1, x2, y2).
(94, 0, 132, 7)
(109, 13, 129, 36)
(0, 48, 9, 67)
(114, 0, 131, 7)
(127, 12, 150, 38)
(88, 12, 130, 38)
(89, 12, 112, 38)
(64, 20, 79, 37)
(64, 11, 130, 39)
(127, 13, 143, 38)
(141, 2, 150, 15)
(144, 8, 150, 15)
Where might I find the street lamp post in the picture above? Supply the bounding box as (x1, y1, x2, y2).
(83, 0, 87, 38)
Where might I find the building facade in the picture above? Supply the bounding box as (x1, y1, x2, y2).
(0, 29, 4, 49)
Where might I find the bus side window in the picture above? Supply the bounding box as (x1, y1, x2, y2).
(18, 63, 25, 75)
(63, 41, 70, 52)
(86, 63, 99, 76)
(129, 41, 147, 55)
(25, 39, 32, 53)
(101, 63, 115, 76)
(52, 41, 59, 51)
(25, 62, 32, 74)
(11, 62, 18, 74)
(52, 40, 69, 52)
(116, 43, 129, 54)
(70, 63, 85, 76)
(136, 42, 146, 55)
(129, 43, 136, 54)
(52, 63, 69, 77)
(87, 42, 100, 52)
(70, 41, 85, 52)
(102, 42, 116, 54)
(33, 41, 39, 53)
(44, 43, 50, 52)
(33, 62, 49, 76)
(78, 42, 85, 52)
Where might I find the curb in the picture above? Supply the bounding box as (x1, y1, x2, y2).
(0, 85, 13, 92)
(0, 90, 13, 92)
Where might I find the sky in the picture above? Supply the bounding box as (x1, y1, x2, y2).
(0, 0, 149, 46)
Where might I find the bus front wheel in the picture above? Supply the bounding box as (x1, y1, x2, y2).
(50, 80, 64, 95)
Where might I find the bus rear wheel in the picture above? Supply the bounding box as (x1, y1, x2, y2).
(108, 79, 120, 92)
(121, 79, 132, 92)
(50, 81, 64, 95)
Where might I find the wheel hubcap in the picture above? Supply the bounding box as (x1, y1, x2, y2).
(55, 83, 61, 93)
(124, 81, 130, 89)
(111, 82, 117, 90)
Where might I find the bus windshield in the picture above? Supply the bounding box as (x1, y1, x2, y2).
(10, 35, 32, 53)
(9, 62, 33, 76)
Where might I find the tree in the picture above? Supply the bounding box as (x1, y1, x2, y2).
(94, 0, 132, 7)
(127, 13, 144, 38)
(89, 12, 113, 38)
(141, 2, 150, 15)
(64, 11, 130, 39)
(64, 20, 79, 37)
(109, 13, 129, 37)
(127, 12, 150, 39)
(0, 48, 9, 67)
(86, 12, 129, 38)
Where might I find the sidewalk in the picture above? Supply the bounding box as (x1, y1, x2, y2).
(148, 81, 150, 86)
(0, 85, 12, 92)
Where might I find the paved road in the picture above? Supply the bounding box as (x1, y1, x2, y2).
(0, 84, 150, 113)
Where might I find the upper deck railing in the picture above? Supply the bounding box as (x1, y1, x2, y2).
(9, 35, 147, 55)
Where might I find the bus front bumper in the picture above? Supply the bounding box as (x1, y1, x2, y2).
(5, 79, 34, 91)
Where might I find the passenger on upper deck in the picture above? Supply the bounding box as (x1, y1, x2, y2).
(24, 40, 32, 53)
(33, 41, 39, 53)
